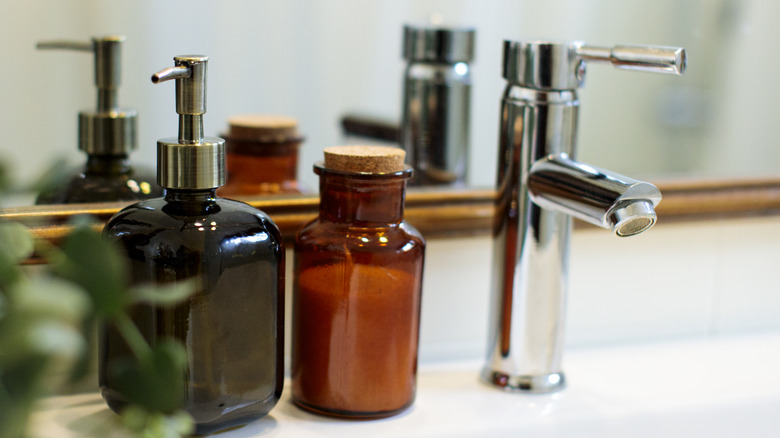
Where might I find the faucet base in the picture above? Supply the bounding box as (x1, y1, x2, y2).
(480, 368, 566, 393)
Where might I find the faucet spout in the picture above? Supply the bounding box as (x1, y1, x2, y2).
(528, 153, 661, 236)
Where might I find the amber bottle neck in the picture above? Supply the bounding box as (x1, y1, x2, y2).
(318, 170, 408, 226)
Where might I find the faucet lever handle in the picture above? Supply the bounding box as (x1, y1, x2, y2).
(577, 45, 686, 75)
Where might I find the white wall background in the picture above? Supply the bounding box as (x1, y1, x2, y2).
(1, 0, 778, 199)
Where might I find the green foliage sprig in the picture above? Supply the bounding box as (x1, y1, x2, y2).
(0, 218, 196, 438)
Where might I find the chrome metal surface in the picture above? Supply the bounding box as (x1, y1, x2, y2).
(77, 110, 137, 156)
(483, 40, 683, 393)
(577, 45, 687, 75)
(481, 370, 565, 393)
(402, 25, 475, 63)
(37, 36, 137, 155)
(503, 41, 686, 90)
(502, 40, 584, 90)
(153, 55, 224, 189)
(528, 154, 661, 233)
(152, 56, 208, 144)
(401, 25, 475, 186)
(157, 137, 225, 190)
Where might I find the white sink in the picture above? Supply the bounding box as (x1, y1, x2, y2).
(31, 331, 780, 437)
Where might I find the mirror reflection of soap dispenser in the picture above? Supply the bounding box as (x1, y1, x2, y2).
(101, 55, 285, 434)
(35, 36, 162, 204)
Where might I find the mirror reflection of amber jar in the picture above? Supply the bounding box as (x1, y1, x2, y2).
(218, 115, 306, 197)
(291, 146, 425, 419)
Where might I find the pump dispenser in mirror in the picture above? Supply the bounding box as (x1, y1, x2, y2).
(101, 55, 285, 434)
(35, 36, 162, 204)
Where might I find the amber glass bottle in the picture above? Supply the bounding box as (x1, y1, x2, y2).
(218, 115, 305, 197)
(100, 56, 284, 434)
(291, 145, 425, 418)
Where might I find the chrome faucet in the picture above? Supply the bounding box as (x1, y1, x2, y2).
(482, 41, 686, 392)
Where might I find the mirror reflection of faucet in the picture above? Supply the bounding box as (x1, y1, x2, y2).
(483, 41, 686, 393)
(401, 24, 475, 186)
(341, 23, 476, 188)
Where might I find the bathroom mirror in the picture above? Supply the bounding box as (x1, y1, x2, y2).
(1, 0, 779, 243)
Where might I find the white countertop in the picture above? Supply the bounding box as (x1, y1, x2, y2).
(31, 331, 780, 437)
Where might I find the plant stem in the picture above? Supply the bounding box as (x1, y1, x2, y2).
(113, 314, 153, 361)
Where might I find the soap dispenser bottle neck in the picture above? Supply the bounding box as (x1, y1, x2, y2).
(84, 155, 130, 175)
(164, 188, 217, 204)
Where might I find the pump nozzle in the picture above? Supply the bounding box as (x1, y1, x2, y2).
(152, 56, 209, 144)
(151, 66, 190, 83)
(38, 36, 125, 112)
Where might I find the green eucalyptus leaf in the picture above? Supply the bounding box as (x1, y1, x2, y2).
(0, 222, 34, 286)
(0, 160, 11, 192)
(24, 320, 84, 360)
(121, 407, 194, 438)
(166, 410, 195, 436)
(0, 395, 28, 438)
(129, 278, 198, 308)
(119, 404, 150, 431)
(0, 316, 83, 370)
(108, 340, 187, 413)
(0, 222, 35, 262)
(0, 355, 49, 438)
(67, 319, 96, 383)
(51, 225, 128, 318)
(0, 254, 20, 288)
(0, 354, 49, 398)
(11, 277, 90, 324)
(30, 157, 70, 198)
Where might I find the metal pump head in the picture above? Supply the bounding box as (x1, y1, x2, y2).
(37, 36, 137, 155)
(152, 55, 225, 190)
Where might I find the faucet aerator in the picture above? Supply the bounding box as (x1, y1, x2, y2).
(610, 200, 657, 237)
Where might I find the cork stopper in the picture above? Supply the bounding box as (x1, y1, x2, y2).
(324, 145, 406, 173)
(227, 114, 299, 142)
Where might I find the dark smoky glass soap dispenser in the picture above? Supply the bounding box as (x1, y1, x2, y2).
(35, 36, 162, 204)
(100, 55, 285, 434)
